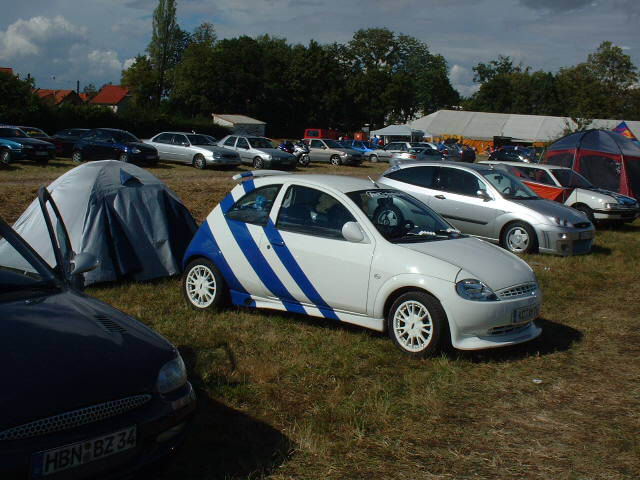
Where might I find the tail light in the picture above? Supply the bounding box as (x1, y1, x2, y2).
(409, 155, 417, 159)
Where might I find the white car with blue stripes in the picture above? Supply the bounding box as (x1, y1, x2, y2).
(182, 171, 542, 356)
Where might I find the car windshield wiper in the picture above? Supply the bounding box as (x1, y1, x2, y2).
(401, 228, 462, 240)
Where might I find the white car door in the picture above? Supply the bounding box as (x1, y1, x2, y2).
(172, 133, 191, 164)
(261, 184, 374, 315)
(149, 133, 173, 161)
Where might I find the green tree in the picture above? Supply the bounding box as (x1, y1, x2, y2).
(147, 0, 186, 102)
(121, 55, 158, 107)
(472, 55, 526, 84)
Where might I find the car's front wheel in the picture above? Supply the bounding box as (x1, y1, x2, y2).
(253, 156, 265, 169)
(183, 258, 227, 310)
(573, 204, 595, 224)
(193, 154, 206, 170)
(501, 221, 537, 254)
(71, 150, 83, 163)
(370, 154, 378, 163)
(387, 291, 446, 356)
(330, 155, 342, 166)
(0, 150, 11, 165)
(119, 153, 130, 163)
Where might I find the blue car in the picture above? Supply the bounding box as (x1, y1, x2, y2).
(0, 126, 56, 165)
(340, 140, 381, 160)
(72, 128, 158, 165)
(0, 187, 196, 479)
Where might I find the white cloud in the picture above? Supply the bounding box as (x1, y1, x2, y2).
(449, 64, 479, 98)
(123, 57, 136, 70)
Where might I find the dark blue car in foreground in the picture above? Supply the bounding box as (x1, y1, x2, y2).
(72, 128, 159, 165)
(0, 188, 195, 479)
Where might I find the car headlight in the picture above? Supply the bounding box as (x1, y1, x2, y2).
(213, 151, 221, 159)
(548, 216, 571, 227)
(156, 355, 187, 394)
(455, 279, 499, 301)
(130, 147, 141, 154)
(340, 152, 349, 157)
(604, 203, 618, 209)
(266, 154, 272, 160)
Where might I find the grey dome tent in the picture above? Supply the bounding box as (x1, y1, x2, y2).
(6, 160, 197, 285)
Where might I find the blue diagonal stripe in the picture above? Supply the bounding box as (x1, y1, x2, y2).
(263, 221, 339, 321)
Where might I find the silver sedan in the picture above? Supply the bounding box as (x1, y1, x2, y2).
(378, 161, 595, 256)
(145, 132, 241, 169)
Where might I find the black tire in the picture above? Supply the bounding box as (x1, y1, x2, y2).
(500, 221, 538, 254)
(253, 156, 265, 169)
(298, 154, 310, 166)
(72, 150, 83, 163)
(119, 153, 130, 163)
(370, 154, 379, 163)
(330, 155, 342, 166)
(193, 154, 206, 170)
(182, 258, 228, 311)
(0, 150, 11, 165)
(573, 204, 595, 224)
(387, 291, 447, 357)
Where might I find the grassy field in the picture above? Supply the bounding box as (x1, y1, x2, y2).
(1, 158, 639, 480)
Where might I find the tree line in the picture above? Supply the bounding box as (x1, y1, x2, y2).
(121, 0, 459, 137)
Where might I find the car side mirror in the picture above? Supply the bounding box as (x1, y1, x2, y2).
(477, 190, 492, 202)
(342, 221, 365, 243)
(70, 252, 100, 276)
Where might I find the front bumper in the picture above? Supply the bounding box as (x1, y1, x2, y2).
(0, 382, 196, 480)
(535, 224, 595, 256)
(266, 157, 295, 168)
(207, 156, 241, 166)
(343, 155, 363, 165)
(129, 151, 159, 163)
(446, 289, 542, 350)
(22, 149, 55, 161)
(593, 207, 640, 221)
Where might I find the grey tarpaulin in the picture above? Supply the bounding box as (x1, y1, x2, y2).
(7, 160, 197, 285)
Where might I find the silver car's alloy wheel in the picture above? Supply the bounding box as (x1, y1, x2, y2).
(253, 157, 265, 169)
(185, 265, 217, 308)
(330, 155, 341, 166)
(72, 151, 82, 163)
(392, 300, 433, 352)
(505, 226, 530, 253)
(193, 154, 206, 169)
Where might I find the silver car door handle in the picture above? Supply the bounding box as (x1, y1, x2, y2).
(435, 194, 446, 199)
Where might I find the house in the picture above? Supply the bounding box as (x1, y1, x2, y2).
(78, 93, 90, 103)
(0, 67, 14, 76)
(212, 114, 266, 136)
(90, 85, 131, 113)
(35, 89, 84, 106)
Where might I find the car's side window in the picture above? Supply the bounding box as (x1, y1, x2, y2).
(237, 137, 249, 149)
(155, 133, 172, 144)
(310, 140, 323, 149)
(94, 131, 111, 143)
(82, 131, 97, 141)
(276, 185, 356, 240)
(437, 168, 484, 197)
(224, 136, 237, 147)
(385, 166, 437, 189)
(225, 185, 282, 226)
(173, 134, 188, 146)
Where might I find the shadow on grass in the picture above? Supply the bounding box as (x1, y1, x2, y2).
(598, 221, 640, 233)
(144, 345, 293, 480)
(590, 244, 612, 255)
(457, 317, 583, 364)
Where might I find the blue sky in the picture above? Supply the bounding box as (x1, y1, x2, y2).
(0, 0, 638, 97)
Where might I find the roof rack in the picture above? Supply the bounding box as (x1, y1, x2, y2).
(232, 170, 291, 182)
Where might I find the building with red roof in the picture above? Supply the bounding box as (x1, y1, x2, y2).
(0, 67, 14, 76)
(35, 89, 83, 106)
(90, 85, 131, 113)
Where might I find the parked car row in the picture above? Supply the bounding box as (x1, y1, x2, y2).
(0, 125, 56, 164)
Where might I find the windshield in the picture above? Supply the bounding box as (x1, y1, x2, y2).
(248, 137, 274, 149)
(0, 228, 58, 299)
(112, 130, 140, 143)
(0, 127, 26, 138)
(347, 189, 461, 243)
(552, 169, 592, 188)
(323, 139, 342, 148)
(187, 134, 216, 146)
(20, 127, 47, 137)
(480, 170, 539, 200)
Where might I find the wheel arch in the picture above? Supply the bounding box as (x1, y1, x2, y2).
(499, 219, 539, 250)
(381, 285, 451, 335)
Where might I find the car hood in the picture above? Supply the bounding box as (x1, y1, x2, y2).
(126, 141, 156, 152)
(0, 289, 175, 430)
(14, 137, 54, 147)
(335, 148, 361, 155)
(400, 236, 534, 291)
(583, 187, 638, 206)
(256, 148, 294, 158)
(196, 145, 239, 156)
(511, 198, 589, 224)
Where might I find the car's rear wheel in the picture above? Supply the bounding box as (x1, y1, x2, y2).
(183, 258, 227, 310)
(573, 204, 595, 224)
(1, 150, 11, 165)
(387, 291, 446, 357)
(501, 221, 537, 254)
(193, 154, 206, 170)
(330, 155, 342, 166)
(119, 153, 130, 163)
(370, 154, 378, 163)
(72, 150, 82, 163)
(253, 156, 265, 169)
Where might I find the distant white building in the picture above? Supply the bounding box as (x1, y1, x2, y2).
(212, 114, 266, 136)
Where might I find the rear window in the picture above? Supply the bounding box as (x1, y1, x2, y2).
(385, 166, 437, 189)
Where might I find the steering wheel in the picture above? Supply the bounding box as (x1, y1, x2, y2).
(373, 205, 406, 238)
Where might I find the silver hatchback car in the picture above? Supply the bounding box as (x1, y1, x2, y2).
(219, 135, 296, 169)
(378, 162, 595, 256)
(145, 132, 241, 169)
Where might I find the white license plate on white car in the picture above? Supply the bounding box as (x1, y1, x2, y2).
(31, 426, 136, 477)
(513, 305, 539, 324)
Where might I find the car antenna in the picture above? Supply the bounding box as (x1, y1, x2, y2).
(368, 176, 380, 188)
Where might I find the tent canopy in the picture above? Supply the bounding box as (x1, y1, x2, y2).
(544, 129, 640, 199)
(6, 160, 198, 285)
(370, 124, 427, 138)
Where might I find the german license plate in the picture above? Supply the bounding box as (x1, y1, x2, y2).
(146, 155, 156, 160)
(36, 151, 48, 156)
(579, 231, 592, 239)
(31, 426, 136, 477)
(513, 305, 539, 324)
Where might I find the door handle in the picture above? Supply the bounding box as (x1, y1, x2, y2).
(435, 194, 446, 199)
